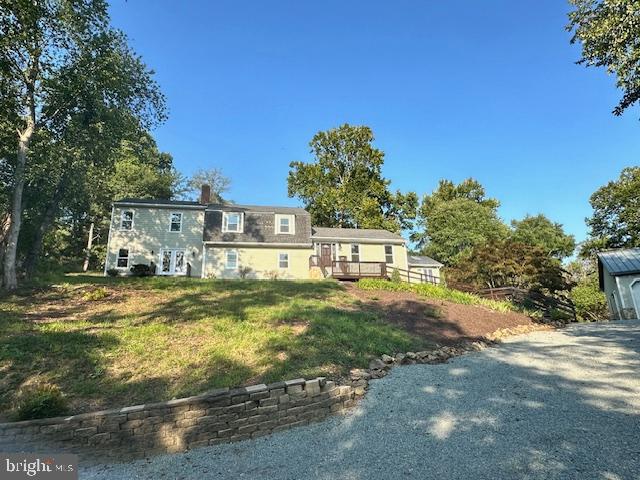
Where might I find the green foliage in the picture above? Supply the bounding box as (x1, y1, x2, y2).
(106, 268, 119, 277)
(82, 287, 109, 302)
(357, 278, 516, 313)
(129, 264, 154, 277)
(570, 275, 608, 322)
(582, 167, 640, 257)
(288, 124, 417, 233)
(185, 168, 230, 202)
(448, 239, 573, 293)
(390, 268, 401, 283)
(14, 383, 68, 421)
(568, 0, 640, 115)
(511, 214, 576, 259)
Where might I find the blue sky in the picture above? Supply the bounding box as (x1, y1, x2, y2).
(108, 0, 639, 243)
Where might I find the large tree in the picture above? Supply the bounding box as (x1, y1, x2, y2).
(582, 166, 640, 256)
(0, 0, 165, 289)
(288, 124, 417, 232)
(568, 0, 640, 116)
(185, 167, 230, 203)
(412, 178, 507, 265)
(511, 214, 576, 259)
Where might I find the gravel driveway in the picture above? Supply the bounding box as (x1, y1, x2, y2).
(83, 320, 640, 480)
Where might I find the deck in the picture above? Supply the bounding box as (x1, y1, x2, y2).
(309, 256, 438, 284)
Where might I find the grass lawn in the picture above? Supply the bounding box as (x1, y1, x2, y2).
(0, 274, 428, 419)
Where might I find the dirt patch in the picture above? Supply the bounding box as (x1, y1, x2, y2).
(345, 283, 536, 346)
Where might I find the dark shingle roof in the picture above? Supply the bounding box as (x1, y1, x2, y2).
(207, 203, 309, 215)
(114, 198, 203, 207)
(311, 227, 404, 242)
(598, 248, 640, 276)
(407, 255, 443, 267)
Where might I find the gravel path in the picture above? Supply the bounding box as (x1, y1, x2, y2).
(83, 321, 640, 480)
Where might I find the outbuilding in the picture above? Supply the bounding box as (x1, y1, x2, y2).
(407, 254, 443, 284)
(597, 248, 640, 320)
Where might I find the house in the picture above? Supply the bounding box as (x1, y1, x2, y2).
(407, 255, 443, 284)
(104, 186, 419, 281)
(597, 248, 640, 320)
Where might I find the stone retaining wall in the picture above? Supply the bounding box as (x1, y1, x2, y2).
(0, 378, 356, 462)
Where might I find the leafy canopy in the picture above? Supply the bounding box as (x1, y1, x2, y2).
(288, 124, 417, 232)
(568, 0, 640, 115)
(511, 214, 576, 259)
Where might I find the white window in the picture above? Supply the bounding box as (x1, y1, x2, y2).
(384, 245, 394, 264)
(120, 210, 133, 230)
(223, 212, 243, 233)
(225, 250, 238, 269)
(275, 214, 295, 234)
(169, 212, 182, 232)
(278, 252, 289, 269)
(351, 244, 360, 262)
(117, 248, 130, 268)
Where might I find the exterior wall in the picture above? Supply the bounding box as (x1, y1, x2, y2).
(408, 266, 442, 284)
(203, 246, 315, 279)
(319, 241, 408, 271)
(602, 271, 640, 320)
(106, 206, 205, 277)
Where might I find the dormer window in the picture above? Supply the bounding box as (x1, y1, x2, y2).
(120, 210, 133, 230)
(275, 214, 295, 235)
(223, 212, 243, 233)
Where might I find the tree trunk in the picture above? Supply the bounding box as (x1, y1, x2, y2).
(82, 222, 94, 272)
(24, 197, 59, 278)
(3, 124, 33, 290)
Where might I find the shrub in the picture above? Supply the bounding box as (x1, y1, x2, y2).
(130, 263, 154, 277)
(106, 268, 119, 277)
(14, 383, 68, 421)
(265, 270, 280, 280)
(390, 268, 401, 283)
(82, 287, 109, 301)
(238, 266, 252, 279)
(570, 275, 608, 322)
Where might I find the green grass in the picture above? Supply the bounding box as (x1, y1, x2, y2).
(357, 278, 517, 313)
(0, 274, 427, 419)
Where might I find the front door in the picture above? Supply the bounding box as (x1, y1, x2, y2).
(320, 244, 332, 267)
(160, 249, 186, 275)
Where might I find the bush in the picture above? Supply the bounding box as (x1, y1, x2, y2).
(238, 266, 252, 279)
(130, 263, 154, 277)
(106, 268, 119, 277)
(570, 275, 608, 322)
(390, 268, 401, 283)
(82, 287, 109, 302)
(14, 383, 68, 421)
(265, 270, 280, 280)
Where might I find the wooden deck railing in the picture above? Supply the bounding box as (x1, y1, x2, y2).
(391, 267, 440, 285)
(331, 260, 387, 279)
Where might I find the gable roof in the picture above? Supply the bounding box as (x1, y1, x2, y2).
(311, 227, 404, 242)
(598, 248, 640, 276)
(114, 198, 204, 208)
(407, 255, 443, 267)
(206, 203, 309, 215)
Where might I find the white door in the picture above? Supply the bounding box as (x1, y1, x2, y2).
(632, 280, 640, 319)
(160, 249, 186, 275)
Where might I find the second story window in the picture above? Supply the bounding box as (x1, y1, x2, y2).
(276, 214, 295, 234)
(120, 210, 133, 230)
(223, 212, 242, 233)
(169, 212, 182, 232)
(384, 245, 394, 264)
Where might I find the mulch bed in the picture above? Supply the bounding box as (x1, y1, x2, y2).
(345, 283, 537, 346)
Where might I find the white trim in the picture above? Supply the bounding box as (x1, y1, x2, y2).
(312, 235, 404, 245)
(158, 248, 187, 276)
(119, 209, 134, 231)
(631, 278, 640, 320)
(275, 214, 295, 235)
(222, 212, 244, 233)
(278, 251, 290, 269)
(615, 276, 628, 310)
(201, 244, 207, 278)
(169, 211, 183, 233)
(103, 205, 115, 276)
(225, 249, 239, 270)
(116, 247, 131, 269)
(204, 241, 312, 248)
(350, 243, 360, 262)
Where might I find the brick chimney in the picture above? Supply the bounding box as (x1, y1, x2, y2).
(200, 184, 211, 204)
